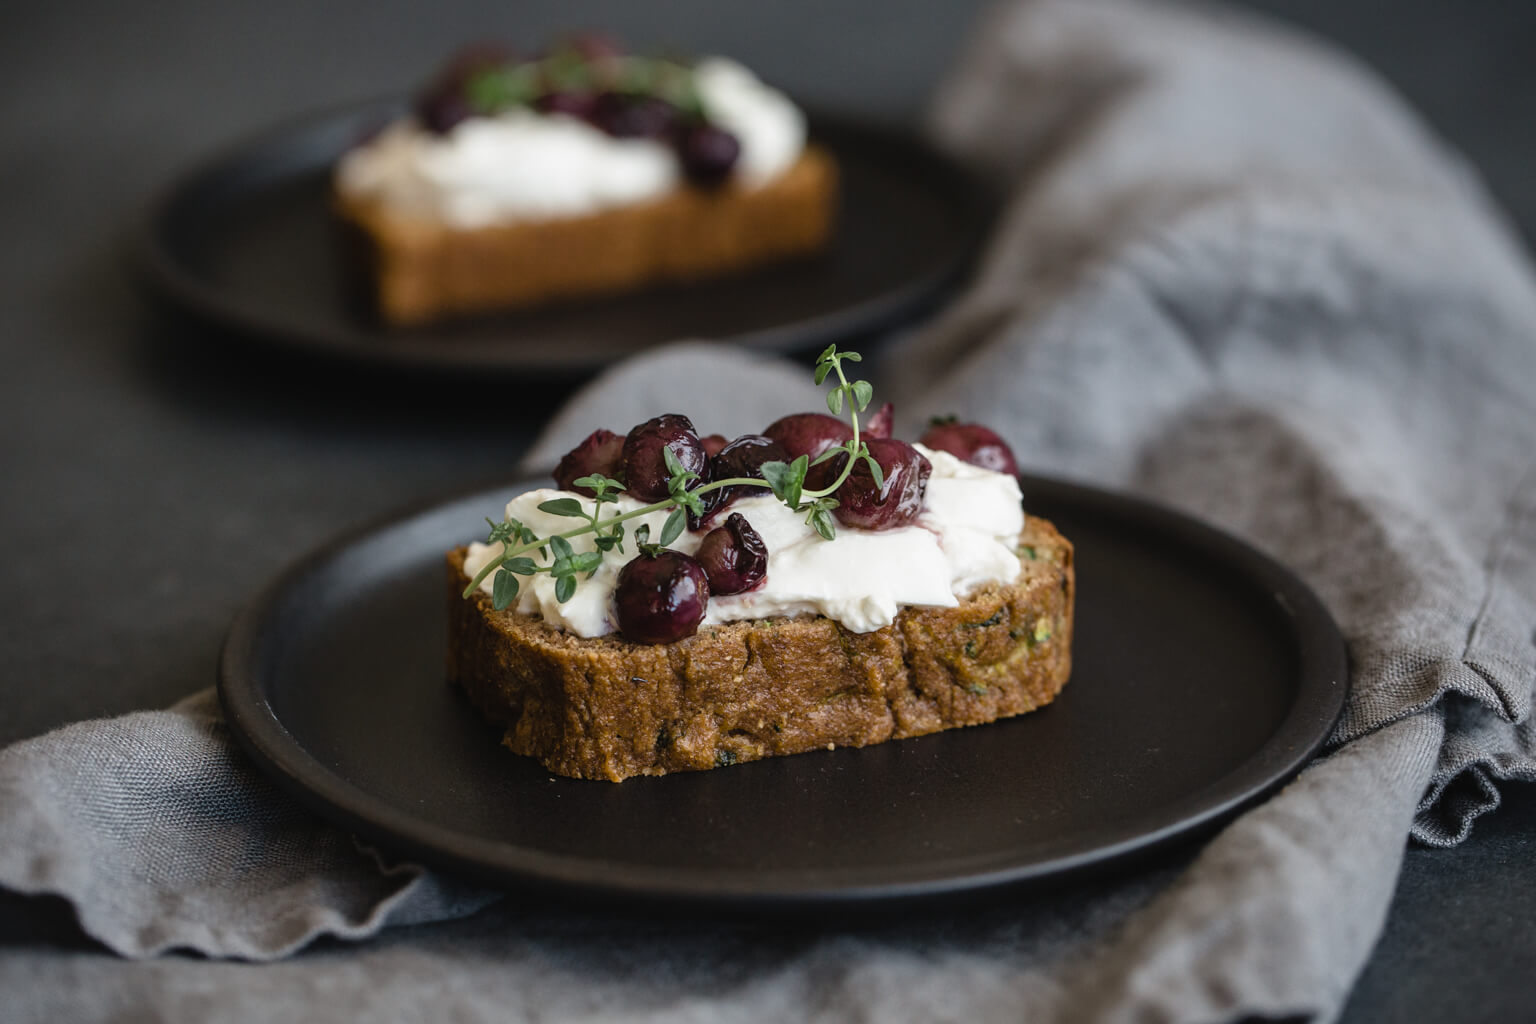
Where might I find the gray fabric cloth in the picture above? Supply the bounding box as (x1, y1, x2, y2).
(3, 0, 1534, 1020)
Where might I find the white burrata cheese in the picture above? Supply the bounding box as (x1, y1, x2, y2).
(461, 444, 1025, 637)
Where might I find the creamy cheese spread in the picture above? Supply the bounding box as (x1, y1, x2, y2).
(463, 445, 1025, 637)
(336, 57, 806, 228)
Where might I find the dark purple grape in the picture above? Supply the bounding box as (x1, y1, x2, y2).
(614, 550, 710, 643)
(534, 90, 600, 120)
(693, 434, 788, 527)
(700, 433, 729, 458)
(416, 89, 476, 134)
(553, 429, 625, 495)
(695, 513, 768, 595)
(415, 44, 513, 133)
(918, 421, 1020, 476)
(864, 402, 894, 440)
(680, 123, 741, 186)
(834, 439, 931, 530)
(763, 412, 853, 462)
(621, 414, 706, 502)
(591, 91, 679, 139)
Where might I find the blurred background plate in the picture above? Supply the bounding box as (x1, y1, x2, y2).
(131, 99, 994, 376)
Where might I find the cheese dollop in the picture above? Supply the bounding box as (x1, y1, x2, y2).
(336, 57, 806, 228)
(462, 445, 1024, 637)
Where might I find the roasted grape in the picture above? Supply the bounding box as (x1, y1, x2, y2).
(415, 44, 512, 133)
(918, 421, 1020, 476)
(591, 91, 679, 139)
(833, 438, 931, 530)
(621, 414, 706, 502)
(763, 412, 853, 461)
(614, 550, 710, 643)
(864, 402, 895, 439)
(553, 429, 625, 495)
(694, 513, 767, 595)
(680, 123, 741, 186)
(696, 434, 787, 525)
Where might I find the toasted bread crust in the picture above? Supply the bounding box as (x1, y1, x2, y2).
(446, 516, 1074, 781)
(336, 146, 837, 326)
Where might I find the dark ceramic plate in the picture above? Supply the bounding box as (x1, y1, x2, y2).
(219, 476, 1347, 913)
(130, 99, 992, 375)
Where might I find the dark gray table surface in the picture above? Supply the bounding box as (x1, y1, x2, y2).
(3, 1, 1532, 1019)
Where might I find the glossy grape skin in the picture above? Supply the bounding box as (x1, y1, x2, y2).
(680, 123, 741, 186)
(696, 434, 787, 526)
(918, 421, 1020, 476)
(621, 414, 706, 502)
(833, 438, 932, 530)
(614, 551, 710, 643)
(762, 412, 853, 462)
(553, 429, 625, 495)
(694, 513, 767, 595)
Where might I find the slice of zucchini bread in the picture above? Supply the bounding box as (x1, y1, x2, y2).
(446, 515, 1073, 781)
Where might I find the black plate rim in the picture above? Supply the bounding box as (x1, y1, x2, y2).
(218, 474, 1347, 911)
(128, 97, 996, 375)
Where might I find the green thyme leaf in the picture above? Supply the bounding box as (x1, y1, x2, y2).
(505, 557, 538, 575)
(549, 535, 575, 560)
(572, 473, 624, 496)
(569, 551, 603, 574)
(660, 508, 686, 547)
(818, 343, 837, 363)
(554, 574, 577, 603)
(852, 380, 874, 412)
(492, 568, 519, 610)
(826, 388, 844, 415)
(809, 507, 837, 540)
(662, 446, 684, 478)
(840, 352, 861, 363)
(864, 453, 885, 489)
(761, 457, 807, 506)
(814, 361, 833, 385)
(633, 523, 651, 547)
(538, 498, 587, 518)
(485, 517, 515, 546)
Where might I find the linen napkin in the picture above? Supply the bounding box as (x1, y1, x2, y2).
(4, 0, 1534, 1021)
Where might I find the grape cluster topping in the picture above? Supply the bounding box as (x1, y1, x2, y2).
(622, 414, 706, 502)
(615, 550, 709, 644)
(412, 36, 741, 186)
(695, 433, 787, 527)
(833, 438, 932, 530)
(553, 428, 624, 495)
(465, 345, 1023, 645)
(918, 419, 1020, 476)
(695, 513, 768, 595)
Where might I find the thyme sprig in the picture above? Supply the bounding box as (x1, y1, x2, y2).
(464, 344, 882, 609)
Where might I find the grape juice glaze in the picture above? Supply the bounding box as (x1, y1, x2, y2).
(464, 446, 1025, 638)
(336, 57, 805, 228)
